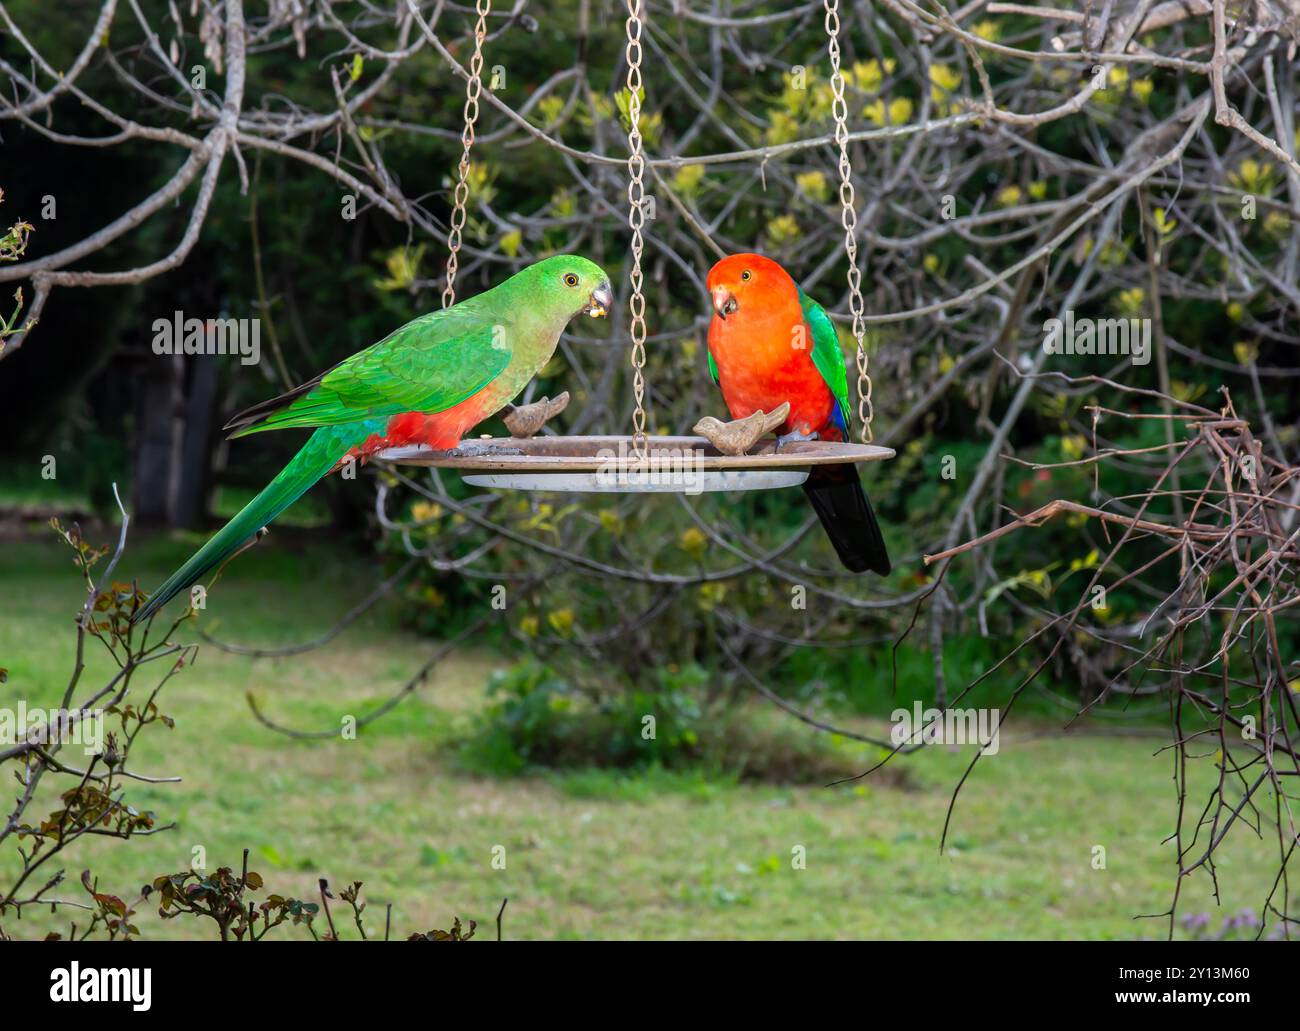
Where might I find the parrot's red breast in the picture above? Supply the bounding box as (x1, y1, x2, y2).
(335, 397, 493, 470)
(705, 253, 839, 440)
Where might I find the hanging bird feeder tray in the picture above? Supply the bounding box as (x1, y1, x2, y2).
(403, 0, 895, 500)
(378, 435, 893, 494)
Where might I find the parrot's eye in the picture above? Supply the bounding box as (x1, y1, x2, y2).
(741, 270, 752, 281)
(564, 273, 580, 288)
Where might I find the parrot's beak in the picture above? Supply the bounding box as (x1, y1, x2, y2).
(712, 285, 738, 320)
(586, 281, 613, 319)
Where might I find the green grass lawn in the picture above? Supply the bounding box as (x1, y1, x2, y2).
(0, 528, 1284, 940)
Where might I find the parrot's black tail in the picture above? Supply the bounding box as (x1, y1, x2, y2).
(801, 464, 891, 575)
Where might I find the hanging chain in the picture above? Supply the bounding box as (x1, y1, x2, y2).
(823, 0, 874, 443)
(443, 0, 492, 309)
(624, 0, 649, 459)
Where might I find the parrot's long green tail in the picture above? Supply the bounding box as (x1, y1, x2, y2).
(133, 425, 360, 624)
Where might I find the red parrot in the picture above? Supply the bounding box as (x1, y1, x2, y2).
(705, 253, 891, 575)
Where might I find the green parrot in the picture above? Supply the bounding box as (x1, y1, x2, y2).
(132, 254, 612, 624)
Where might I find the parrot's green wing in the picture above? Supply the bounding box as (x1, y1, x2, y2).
(707, 347, 720, 386)
(225, 301, 511, 437)
(798, 287, 852, 435)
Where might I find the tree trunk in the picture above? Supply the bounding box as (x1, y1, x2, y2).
(170, 355, 218, 528)
(131, 354, 220, 528)
(132, 354, 183, 526)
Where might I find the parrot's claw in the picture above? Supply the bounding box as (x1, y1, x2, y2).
(774, 428, 819, 453)
(693, 402, 791, 456)
(503, 391, 570, 438)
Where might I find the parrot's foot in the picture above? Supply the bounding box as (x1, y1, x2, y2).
(503, 392, 570, 438)
(693, 402, 791, 456)
(774, 427, 819, 453)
